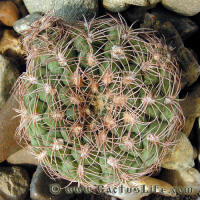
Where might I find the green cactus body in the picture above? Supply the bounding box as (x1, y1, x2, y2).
(14, 15, 184, 188)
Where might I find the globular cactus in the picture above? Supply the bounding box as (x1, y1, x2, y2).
(13, 14, 184, 188)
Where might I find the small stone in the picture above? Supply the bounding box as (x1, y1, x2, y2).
(183, 117, 196, 137)
(22, 0, 99, 23)
(193, 146, 198, 160)
(141, 14, 184, 50)
(0, 166, 30, 200)
(162, 0, 200, 16)
(30, 165, 77, 200)
(7, 148, 39, 165)
(160, 168, 200, 195)
(0, 30, 24, 55)
(31, 166, 112, 199)
(180, 82, 200, 118)
(161, 132, 194, 170)
(0, 1, 19, 26)
(151, 8, 199, 40)
(10, 0, 29, 18)
(0, 95, 21, 163)
(103, 0, 130, 12)
(123, 6, 150, 23)
(0, 54, 19, 109)
(197, 118, 200, 164)
(125, 0, 160, 6)
(13, 13, 42, 34)
(108, 176, 176, 199)
(177, 47, 200, 88)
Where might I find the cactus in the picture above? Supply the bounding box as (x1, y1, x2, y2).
(14, 14, 185, 188)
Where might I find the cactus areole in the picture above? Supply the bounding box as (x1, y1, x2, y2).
(14, 15, 184, 188)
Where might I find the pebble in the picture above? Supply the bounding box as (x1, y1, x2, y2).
(13, 13, 42, 34)
(0, 95, 21, 163)
(141, 13, 184, 50)
(103, 0, 130, 12)
(151, 8, 199, 40)
(22, 0, 99, 23)
(30, 165, 77, 200)
(102, 0, 200, 16)
(177, 46, 200, 88)
(180, 79, 200, 118)
(0, 1, 19, 26)
(7, 148, 39, 165)
(10, 0, 29, 18)
(193, 147, 198, 160)
(0, 166, 30, 200)
(161, 132, 195, 170)
(160, 168, 200, 195)
(197, 118, 200, 167)
(184, 117, 196, 137)
(123, 6, 150, 23)
(124, 0, 160, 6)
(0, 54, 19, 109)
(162, 0, 200, 16)
(0, 30, 23, 55)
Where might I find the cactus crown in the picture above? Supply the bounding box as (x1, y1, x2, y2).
(14, 14, 184, 188)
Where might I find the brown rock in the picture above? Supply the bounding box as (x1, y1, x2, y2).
(30, 165, 77, 200)
(0, 95, 21, 163)
(177, 47, 200, 88)
(180, 82, 200, 118)
(160, 168, 200, 195)
(0, 166, 30, 200)
(193, 146, 198, 160)
(7, 148, 38, 165)
(162, 0, 200, 16)
(103, 0, 130, 12)
(161, 132, 194, 170)
(125, 0, 160, 6)
(0, 29, 24, 55)
(10, 0, 28, 18)
(0, 1, 19, 26)
(183, 116, 196, 137)
(151, 8, 199, 40)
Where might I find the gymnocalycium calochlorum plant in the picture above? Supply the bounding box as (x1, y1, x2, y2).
(14, 14, 185, 188)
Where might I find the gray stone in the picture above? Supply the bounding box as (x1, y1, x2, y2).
(160, 168, 200, 195)
(161, 133, 195, 170)
(13, 13, 42, 34)
(0, 166, 30, 200)
(162, 0, 200, 16)
(125, 0, 160, 6)
(103, 0, 130, 12)
(0, 95, 21, 163)
(7, 148, 39, 165)
(141, 13, 184, 50)
(123, 6, 150, 23)
(22, 0, 98, 23)
(180, 82, 200, 118)
(151, 8, 199, 40)
(177, 46, 200, 88)
(30, 165, 77, 200)
(30, 165, 112, 200)
(197, 118, 200, 169)
(0, 54, 19, 110)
